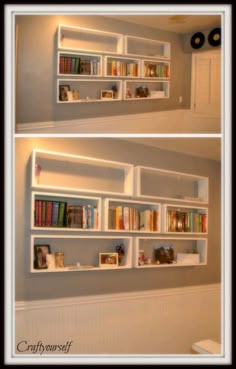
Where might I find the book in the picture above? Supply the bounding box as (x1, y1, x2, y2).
(41, 200, 46, 226)
(75, 57, 80, 74)
(202, 213, 207, 233)
(38, 200, 42, 226)
(67, 57, 72, 73)
(58, 201, 67, 227)
(45, 201, 53, 227)
(59, 56, 65, 74)
(34, 200, 40, 226)
(67, 205, 83, 228)
(71, 57, 76, 73)
(115, 206, 123, 230)
(108, 206, 115, 229)
(123, 206, 130, 231)
(51, 201, 60, 226)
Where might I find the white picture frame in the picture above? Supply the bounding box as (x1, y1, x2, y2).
(99, 252, 118, 267)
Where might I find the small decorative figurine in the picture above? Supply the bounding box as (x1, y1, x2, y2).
(115, 243, 125, 266)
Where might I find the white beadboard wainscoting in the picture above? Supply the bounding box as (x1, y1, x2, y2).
(16, 109, 220, 134)
(15, 283, 221, 355)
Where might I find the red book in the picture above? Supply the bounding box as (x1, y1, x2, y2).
(202, 214, 207, 233)
(67, 57, 72, 73)
(59, 56, 65, 74)
(166, 65, 170, 78)
(45, 201, 53, 227)
(35, 200, 39, 226)
(38, 200, 42, 227)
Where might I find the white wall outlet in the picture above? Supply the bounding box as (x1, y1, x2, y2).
(179, 96, 183, 103)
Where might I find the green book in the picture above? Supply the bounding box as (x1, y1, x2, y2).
(58, 201, 66, 227)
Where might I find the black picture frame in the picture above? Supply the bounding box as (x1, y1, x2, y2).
(59, 84, 71, 101)
(34, 244, 51, 269)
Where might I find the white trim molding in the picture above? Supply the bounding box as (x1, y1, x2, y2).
(16, 109, 221, 134)
(15, 284, 222, 356)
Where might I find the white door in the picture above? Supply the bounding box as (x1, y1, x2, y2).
(191, 49, 221, 117)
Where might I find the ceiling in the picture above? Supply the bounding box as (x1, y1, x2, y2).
(106, 14, 221, 34)
(121, 137, 221, 161)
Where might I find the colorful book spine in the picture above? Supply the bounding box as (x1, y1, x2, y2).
(34, 200, 40, 226)
(51, 201, 59, 226)
(59, 56, 65, 74)
(45, 201, 53, 227)
(41, 200, 46, 227)
(202, 213, 207, 232)
(58, 201, 66, 227)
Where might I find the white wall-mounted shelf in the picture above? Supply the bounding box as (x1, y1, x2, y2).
(58, 51, 102, 76)
(31, 235, 132, 273)
(134, 166, 209, 204)
(141, 59, 170, 79)
(58, 24, 124, 54)
(103, 198, 161, 233)
(104, 55, 140, 77)
(29, 149, 208, 273)
(124, 35, 171, 59)
(57, 78, 122, 103)
(56, 24, 171, 103)
(123, 79, 170, 100)
(163, 204, 208, 234)
(31, 191, 101, 231)
(133, 237, 207, 268)
(31, 149, 134, 196)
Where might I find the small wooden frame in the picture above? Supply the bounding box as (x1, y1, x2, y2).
(59, 84, 71, 101)
(99, 252, 118, 268)
(101, 90, 113, 100)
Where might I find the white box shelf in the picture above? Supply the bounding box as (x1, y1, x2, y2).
(163, 204, 208, 234)
(124, 79, 169, 100)
(57, 78, 122, 103)
(29, 149, 209, 273)
(31, 149, 134, 196)
(141, 59, 170, 79)
(104, 55, 140, 77)
(103, 198, 161, 233)
(134, 166, 209, 204)
(58, 51, 102, 76)
(56, 25, 171, 103)
(31, 235, 132, 273)
(58, 24, 124, 54)
(134, 237, 207, 268)
(124, 35, 170, 59)
(31, 191, 101, 232)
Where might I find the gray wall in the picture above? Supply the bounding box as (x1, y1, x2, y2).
(15, 137, 221, 301)
(183, 28, 221, 53)
(16, 15, 191, 124)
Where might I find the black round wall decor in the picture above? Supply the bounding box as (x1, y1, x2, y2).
(190, 32, 205, 49)
(208, 28, 221, 47)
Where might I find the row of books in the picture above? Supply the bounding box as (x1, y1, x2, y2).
(107, 61, 139, 77)
(108, 206, 159, 231)
(166, 210, 207, 233)
(34, 200, 99, 229)
(144, 63, 170, 78)
(59, 56, 100, 75)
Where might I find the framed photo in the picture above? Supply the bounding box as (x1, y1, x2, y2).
(99, 252, 118, 268)
(59, 84, 71, 101)
(101, 90, 113, 100)
(34, 244, 51, 269)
